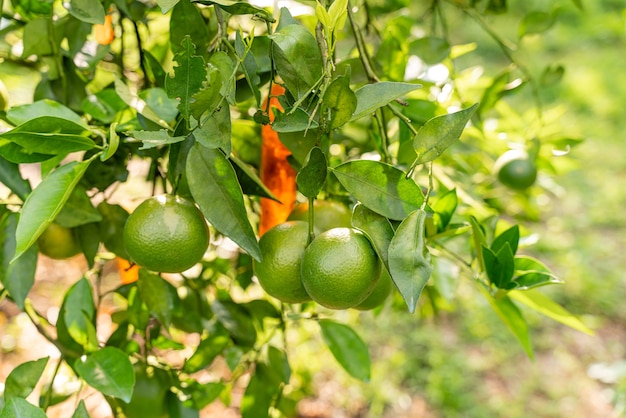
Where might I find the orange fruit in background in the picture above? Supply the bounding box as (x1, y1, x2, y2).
(117, 257, 139, 284)
(95, 14, 115, 45)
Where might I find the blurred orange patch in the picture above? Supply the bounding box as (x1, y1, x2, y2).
(117, 257, 139, 284)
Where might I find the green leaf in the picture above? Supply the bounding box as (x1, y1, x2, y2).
(0, 397, 47, 418)
(541, 64, 565, 87)
(271, 108, 319, 133)
(54, 186, 103, 228)
(209, 52, 237, 105)
(410, 104, 477, 167)
(4, 357, 49, 400)
(331, 160, 424, 220)
(267, 346, 291, 384)
(240, 362, 280, 418)
(195, 0, 274, 21)
(190, 65, 223, 121)
(7, 99, 87, 128)
(519, 10, 557, 38)
(170, 0, 210, 54)
(97, 202, 129, 258)
(433, 188, 457, 231)
(114, 76, 171, 130)
(187, 143, 261, 261)
(327, 0, 348, 31)
(194, 104, 232, 154)
(74, 347, 135, 402)
(409, 36, 451, 65)
(511, 255, 563, 289)
(66, 0, 105, 24)
(482, 243, 515, 289)
(128, 129, 187, 150)
(491, 224, 519, 255)
(183, 325, 231, 373)
(157, 0, 180, 13)
(388, 209, 433, 313)
(469, 215, 487, 272)
(22, 18, 53, 57)
(0, 158, 31, 201)
(351, 82, 421, 121)
(0, 116, 95, 156)
(137, 269, 176, 326)
(0, 213, 37, 309)
(270, 24, 323, 98)
(509, 289, 594, 335)
(483, 292, 534, 359)
(351, 203, 394, 270)
(212, 299, 257, 347)
(71, 401, 90, 418)
(102, 122, 120, 162)
(296, 147, 327, 199)
(12, 159, 93, 262)
(166, 36, 207, 121)
(323, 72, 357, 129)
(230, 155, 280, 201)
(61, 277, 98, 352)
(319, 320, 370, 382)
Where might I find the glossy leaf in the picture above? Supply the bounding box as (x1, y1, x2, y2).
(509, 289, 594, 335)
(0, 213, 37, 309)
(323, 73, 357, 129)
(13, 159, 93, 262)
(296, 147, 327, 199)
(190, 65, 222, 121)
(66, 0, 105, 24)
(319, 320, 370, 382)
(102, 122, 120, 162)
(74, 347, 135, 402)
(491, 225, 519, 256)
(230, 155, 279, 201)
(170, 0, 209, 54)
(410, 104, 477, 167)
(128, 129, 186, 150)
(388, 209, 433, 313)
(351, 82, 421, 121)
(7, 99, 87, 128)
(482, 243, 515, 289)
(61, 277, 98, 352)
(271, 108, 318, 133)
(212, 299, 257, 347)
(209, 52, 237, 105)
(4, 357, 49, 400)
(0, 158, 31, 201)
(484, 292, 533, 359)
(187, 143, 261, 261)
(433, 188, 457, 231)
(0, 116, 95, 155)
(137, 269, 176, 326)
(0, 397, 47, 418)
(331, 160, 424, 220)
(195, 0, 273, 21)
(183, 325, 231, 373)
(351, 203, 394, 269)
(511, 255, 563, 289)
(270, 24, 323, 98)
(166, 36, 207, 120)
(114, 76, 171, 130)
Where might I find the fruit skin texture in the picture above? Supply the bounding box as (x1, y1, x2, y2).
(287, 200, 352, 233)
(123, 194, 209, 273)
(253, 221, 311, 303)
(301, 227, 381, 310)
(354, 268, 393, 311)
(37, 223, 81, 259)
(494, 149, 537, 190)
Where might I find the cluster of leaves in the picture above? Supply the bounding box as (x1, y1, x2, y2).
(0, 0, 589, 416)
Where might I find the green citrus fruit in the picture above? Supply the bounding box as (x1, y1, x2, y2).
(354, 268, 393, 311)
(301, 227, 381, 310)
(119, 364, 169, 418)
(37, 223, 81, 259)
(494, 149, 537, 190)
(287, 200, 352, 233)
(253, 221, 311, 303)
(123, 194, 209, 273)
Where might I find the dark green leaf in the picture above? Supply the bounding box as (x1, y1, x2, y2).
(186, 382, 224, 410)
(66, 0, 105, 24)
(212, 299, 257, 347)
(187, 143, 261, 261)
(0, 397, 47, 418)
(277, 130, 318, 165)
(296, 147, 327, 199)
(388, 209, 433, 313)
(351, 82, 421, 121)
(0, 213, 37, 309)
(482, 243, 515, 289)
(166, 36, 207, 120)
(230, 155, 280, 201)
(486, 0, 507, 14)
(0, 158, 31, 201)
(331, 160, 424, 220)
(433, 189, 457, 231)
(519, 11, 556, 38)
(7, 99, 87, 127)
(240, 363, 280, 418)
(13, 159, 93, 262)
(183, 325, 231, 373)
(194, 104, 232, 154)
(137, 269, 176, 326)
(4, 357, 49, 400)
(319, 320, 370, 382)
(97, 202, 129, 258)
(323, 73, 357, 129)
(54, 186, 103, 228)
(492, 225, 519, 255)
(0, 142, 51, 164)
(74, 347, 135, 402)
(270, 24, 323, 98)
(410, 104, 477, 167)
(195, 0, 274, 21)
(0, 117, 94, 156)
(509, 289, 593, 335)
(409, 37, 450, 65)
(271, 108, 319, 133)
(76, 222, 100, 268)
(267, 346, 291, 384)
(351, 203, 394, 270)
(483, 292, 533, 359)
(170, 0, 209, 54)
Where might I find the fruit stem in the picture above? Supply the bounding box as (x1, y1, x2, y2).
(307, 196, 316, 245)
